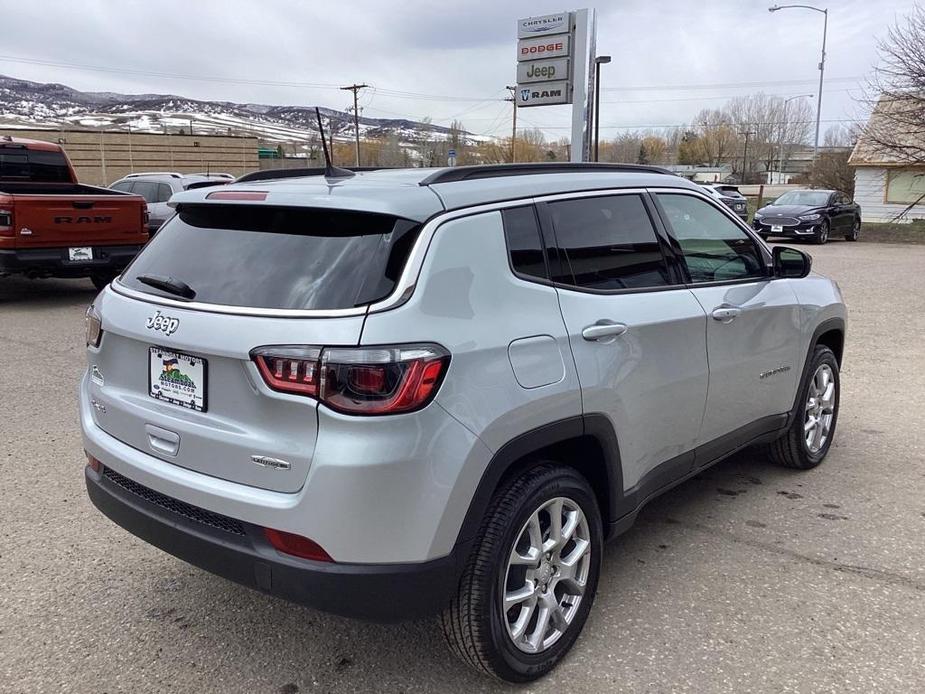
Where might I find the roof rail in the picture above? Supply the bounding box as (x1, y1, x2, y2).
(418, 162, 676, 186)
(126, 171, 184, 179)
(235, 166, 383, 183)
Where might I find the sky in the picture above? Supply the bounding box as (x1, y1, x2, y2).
(0, 0, 915, 141)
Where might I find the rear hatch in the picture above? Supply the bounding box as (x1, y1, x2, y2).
(89, 203, 420, 493)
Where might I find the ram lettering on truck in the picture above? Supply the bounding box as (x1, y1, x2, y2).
(0, 136, 149, 290)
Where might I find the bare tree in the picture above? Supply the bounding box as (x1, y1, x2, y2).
(864, 3, 925, 164)
(693, 108, 737, 166)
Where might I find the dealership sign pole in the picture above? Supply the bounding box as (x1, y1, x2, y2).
(516, 9, 596, 162)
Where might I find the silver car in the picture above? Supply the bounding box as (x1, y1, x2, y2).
(81, 163, 846, 682)
(110, 172, 233, 233)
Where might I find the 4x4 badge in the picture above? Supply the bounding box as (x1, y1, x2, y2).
(146, 310, 179, 336)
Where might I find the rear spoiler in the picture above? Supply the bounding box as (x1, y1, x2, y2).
(184, 180, 230, 191)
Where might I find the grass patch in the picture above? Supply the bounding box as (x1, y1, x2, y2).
(860, 220, 925, 244)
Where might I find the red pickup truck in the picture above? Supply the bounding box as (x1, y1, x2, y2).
(0, 136, 149, 290)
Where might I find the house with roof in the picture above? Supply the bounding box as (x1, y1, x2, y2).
(850, 97, 925, 223)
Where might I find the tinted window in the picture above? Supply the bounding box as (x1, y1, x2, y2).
(657, 194, 765, 283)
(131, 181, 160, 204)
(157, 183, 173, 203)
(0, 148, 71, 182)
(111, 181, 134, 192)
(122, 205, 420, 310)
(548, 194, 670, 290)
(502, 206, 547, 281)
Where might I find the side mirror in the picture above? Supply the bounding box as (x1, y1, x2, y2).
(773, 246, 812, 279)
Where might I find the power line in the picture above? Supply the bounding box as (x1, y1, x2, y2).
(602, 76, 863, 92)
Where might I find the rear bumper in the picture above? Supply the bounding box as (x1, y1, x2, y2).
(85, 463, 466, 622)
(0, 244, 143, 277)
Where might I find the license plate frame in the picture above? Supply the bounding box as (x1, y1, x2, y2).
(771, 224, 784, 233)
(148, 346, 208, 412)
(68, 246, 93, 262)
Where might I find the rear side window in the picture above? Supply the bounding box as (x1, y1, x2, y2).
(0, 148, 71, 182)
(547, 194, 671, 291)
(121, 205, 420, 310)
(157, 183, 173, 202)
(502, 206, 547, 281)
(131, 181, 160, 204)
(111, 181, 134, 192)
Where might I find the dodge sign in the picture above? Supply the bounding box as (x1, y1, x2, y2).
(517, 34, 570, 62)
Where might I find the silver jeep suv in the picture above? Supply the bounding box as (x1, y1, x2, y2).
(81, 163, 846, 682)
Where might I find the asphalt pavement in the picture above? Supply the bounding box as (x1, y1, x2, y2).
(1, 240, 923, 693)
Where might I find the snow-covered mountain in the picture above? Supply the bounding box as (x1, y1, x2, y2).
(0, 74, 468, 144)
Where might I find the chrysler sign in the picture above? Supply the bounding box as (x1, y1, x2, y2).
(517, 12, 570, 39)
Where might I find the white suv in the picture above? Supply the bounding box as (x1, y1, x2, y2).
(82, 163, 846, 682)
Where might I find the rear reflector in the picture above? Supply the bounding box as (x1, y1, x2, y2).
(264, 528, 333, 562)
(86, 453, 102, 473)
(206, 190, 268, 201)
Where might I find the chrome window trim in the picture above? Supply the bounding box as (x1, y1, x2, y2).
(112, 183, 718, 318)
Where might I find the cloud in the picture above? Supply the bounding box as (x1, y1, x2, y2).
(0, 0, 911, 139)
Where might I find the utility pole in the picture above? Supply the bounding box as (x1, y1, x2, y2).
(739, 129, 755, 184)
(505, 85, 517, 163)
(340, 83, 369, 167)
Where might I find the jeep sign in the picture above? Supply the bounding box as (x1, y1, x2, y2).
(517, 81, 570, 107)
(517, 57, 570, 84)
(516, 34, 570, 62)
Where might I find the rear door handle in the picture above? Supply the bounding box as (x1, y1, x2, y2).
(582, 320, 628, 341)
(712, 307, 741, 323)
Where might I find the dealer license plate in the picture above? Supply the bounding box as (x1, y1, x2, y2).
(148, 347, 207, 412)
(68, 247, 93, 261)
(771, 224, 784, 233)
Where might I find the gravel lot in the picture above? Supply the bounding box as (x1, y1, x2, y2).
(1, 240, 924, 694)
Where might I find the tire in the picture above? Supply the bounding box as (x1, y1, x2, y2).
(441, 464, 603, 683)
(813, 220, 830, 245)
(90, 272, 118, 291)
(845, 218, 861, 242)
(767, 345, 840, 469)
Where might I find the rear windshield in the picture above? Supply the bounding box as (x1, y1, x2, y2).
(121, 205, 420, 310)
(0, 148, 72, 182)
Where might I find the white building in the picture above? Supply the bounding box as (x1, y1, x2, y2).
(850, 98, 925, 223)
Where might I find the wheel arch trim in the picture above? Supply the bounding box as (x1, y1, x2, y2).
(454, 414, 623, 547)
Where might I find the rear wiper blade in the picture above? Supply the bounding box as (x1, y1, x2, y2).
(136, 273, 196, 300)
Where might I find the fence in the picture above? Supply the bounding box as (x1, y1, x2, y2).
(1, 128, 260, 185)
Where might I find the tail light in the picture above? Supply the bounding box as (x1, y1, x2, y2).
(86, 304, 103, 347)
(264, 528, 332, 562)
(85, 452, 102, 473)
(252, 343, 450, 415)
(142, 203, 150, 230)
(0, 208, 12, 236)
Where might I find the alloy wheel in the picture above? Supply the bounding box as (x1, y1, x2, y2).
(804, 363, 837, 453)
(502, 497, 591, 654)
(818, 222, 829, 244)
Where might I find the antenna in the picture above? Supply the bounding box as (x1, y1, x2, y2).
(314, 107, 354, 179)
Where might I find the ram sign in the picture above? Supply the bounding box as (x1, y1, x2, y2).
(518, 81, 570, 107)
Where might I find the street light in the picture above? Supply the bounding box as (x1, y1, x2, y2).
(778, 93, 813, 183)
(769, 4, 828, 162)
(593, 55, 611, 162)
